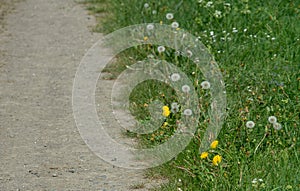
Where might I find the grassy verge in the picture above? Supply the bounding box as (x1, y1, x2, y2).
(81, 0, 299, 190)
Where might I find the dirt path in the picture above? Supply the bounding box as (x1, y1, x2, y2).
(0, 0, 159, 190)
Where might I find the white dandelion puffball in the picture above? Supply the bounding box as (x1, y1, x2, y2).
(268, 116, 277, 124)
(171, 102, 179, 113)
(166, 13, 174, 20)
(273, 122, 282, 130)
(246, 121, 255, 128)
(201, 81, 211, 89)
(181, 85, 190, 93)
(183, 109, 193, 116)
(147, 24, 154, 30)
(186, 50, 193, 57)
(157, 46, 165, 53)
(171, 22, 179, 29)
(171, 73, 181, 82)
(144, 3, 149, 8)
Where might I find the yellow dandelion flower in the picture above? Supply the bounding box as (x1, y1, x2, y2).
(212, 155, 222, 166)
(162, 106, 170, 117)
(162, 122, 168, 128)
(143, 36, 148, 41)
(210, 140, 219, 149)
(200, 152, 208, 159)
(160, 21, 163, 25)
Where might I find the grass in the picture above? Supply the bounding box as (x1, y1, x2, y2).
(81, 0, 299, 190)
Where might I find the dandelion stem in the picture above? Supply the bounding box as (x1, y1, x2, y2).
(174, 165, 196, 177)
(254, 132, 267, 155)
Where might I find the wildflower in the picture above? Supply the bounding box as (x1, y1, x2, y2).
(171, 21, 179, 29)
(170, 73, 180, 81)
(232, 28, 238, 33)
(200, 152, 208, 159)
(246, 120, 255, 128)
(252, 178, 257, 184)
(183, 109, 193, 116)
(162, 106, 170, 117)
(200, 81, 211, 89)
(144, 3, 149, 8)
(214, 10, 222, 18)
(160, 21, 163, 25)
(146, 24, 154, 30)
(157, 46, 165, 53)
(205, 1, 213, 7)
(166, 13, 174, 20)
(143, 36, 148, 41)
(273, 122, 282, 130)
(212, 155, 222, 166)
(152, 10, 157, 14)
(162, 122, 168, 128)
(271, 37, 276, 41)
(181, 85, 190, 93)
(268, 116, 277, 124)
(210, 140, 219, 149)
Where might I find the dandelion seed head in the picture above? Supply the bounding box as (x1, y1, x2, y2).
(183, 109, 193, 116)
(201, 81, 211, 89)
(171, 21, 179, 29)
(152, 10, 157, 14)
(181, 85, 190, 93)
(144, 3, 149, 8)
(166, 13, 174, 20)
(246, 121, 255, 128)
(186, 50, 193, 57)
(273, 122, 282, 130)
(268, 116, 277, 124)
(146, 24, 154, 30)
(157, 46, 165, 53)
(170, 73, 181, 81)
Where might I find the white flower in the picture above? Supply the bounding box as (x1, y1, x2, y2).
(232, 28, 238, 33)
(273, 122, 282, 130)
(210, 31, 214, 36)
(166, 13, 174, 20)
(268, 116, 277, 124)
(157, 46, 165, 53)
(177, 188, 183, 191)
(244, 28, 248, 32)
(252, 178, 258, 184)
(144, 3, 149, 8)
(205, 1, 213, 7)
(181, 85, 190, 93)
(152, 10, 157, 15)
(171, 73, 181, 82)
(214, 10, 222, 18)
(171, 21, 179, 29)
(147, 24, 154, 30)
(183, 109, 193, 116)
(201, 81, 211, 89)
(246, 121, 255, 128)
(271, 37, 276, 40)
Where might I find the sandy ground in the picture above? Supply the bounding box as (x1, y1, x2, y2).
(0, 0, 162, 190)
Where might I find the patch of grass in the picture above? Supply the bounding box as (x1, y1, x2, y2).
(83, 0, 300, 190)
